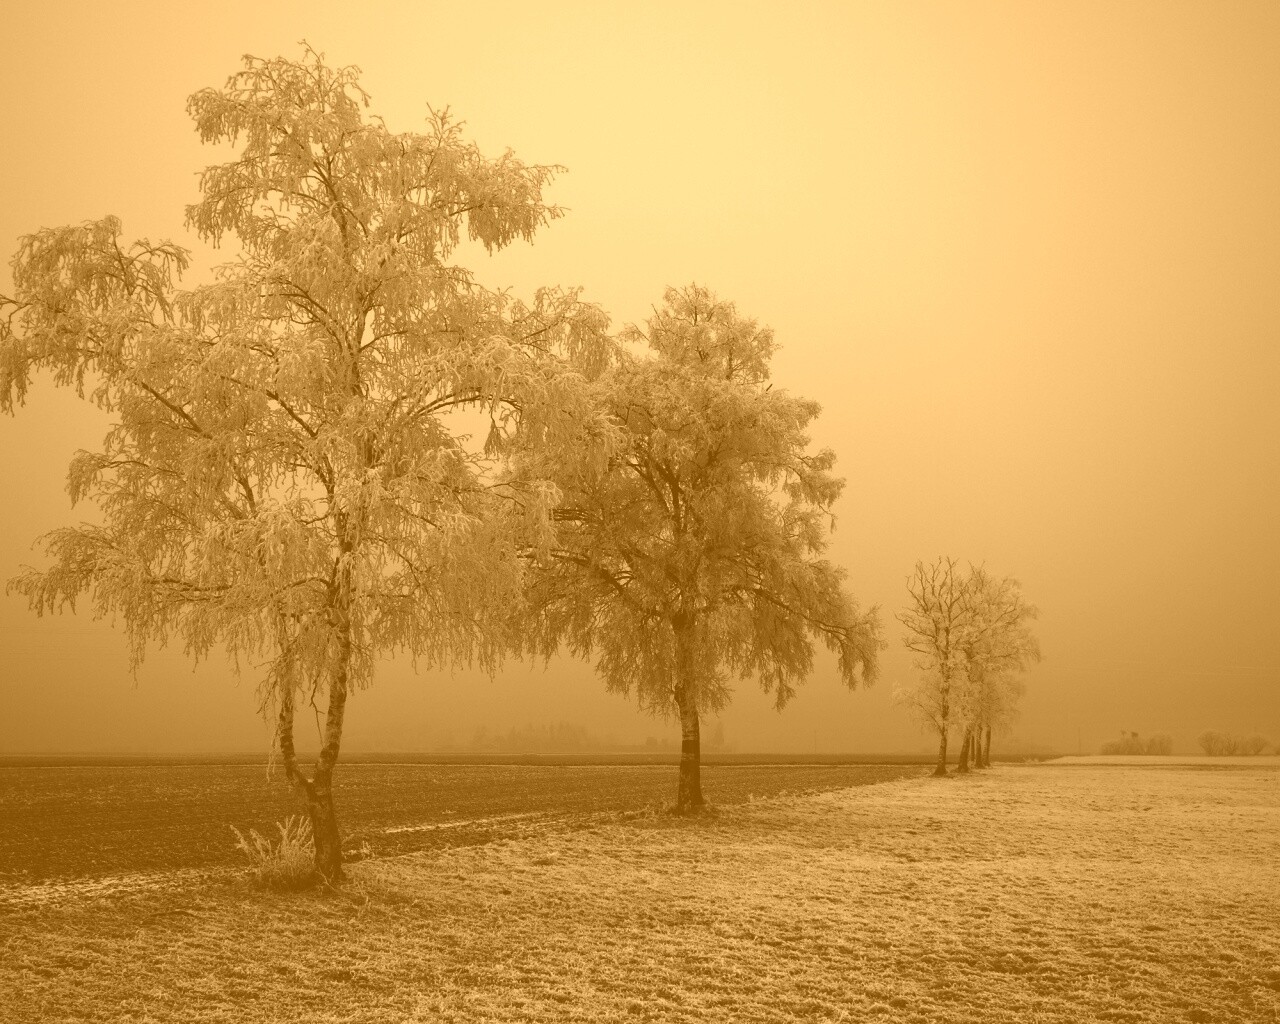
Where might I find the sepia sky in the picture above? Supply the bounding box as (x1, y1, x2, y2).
(1, 1, 1277, 755)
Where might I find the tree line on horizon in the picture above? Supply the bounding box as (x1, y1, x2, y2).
(1196, 731, 1272, 756)
(1098, 731, 1274, 756)
(0, 47, 1038, 882)
(463, 719, 729, 755)
(1100, 731, 1174, 756)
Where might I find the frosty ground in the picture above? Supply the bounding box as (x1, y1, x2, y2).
(3, 763, 1277, 1024)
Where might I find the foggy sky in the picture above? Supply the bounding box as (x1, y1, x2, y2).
(1, 2, 1277, 755)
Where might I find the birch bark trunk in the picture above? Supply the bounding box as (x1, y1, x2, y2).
(672, 619, 704, 814)
(277, 680, 347, 883)
(275, 567, 353, 883)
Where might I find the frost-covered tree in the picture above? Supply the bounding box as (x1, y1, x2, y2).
(896, 559, 1038, 775)
(1197, 731, 1271, 756)
(966, 670, 1027, 767)
(0, 47, 608, 880)
(955, 568, 1039, 771)
(525, 286, 882, 813)
(896, 557, 972, 776)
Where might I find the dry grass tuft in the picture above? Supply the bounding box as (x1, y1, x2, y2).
(230, 816, 315, 891)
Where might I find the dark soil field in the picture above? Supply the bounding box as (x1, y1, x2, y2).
(0, 756, 928, 883)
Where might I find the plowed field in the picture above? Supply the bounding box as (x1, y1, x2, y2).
(0, 758, 927, 882)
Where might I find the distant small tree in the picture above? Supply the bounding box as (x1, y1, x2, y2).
(896, 559, 1038, 775)
(968, 670, 1027, 767)
(1145, 733, 1173, 755)
(1200, 731, 1271, 756)
(0, 47, 609, 880)
(1197, 731, 1222, 755)
(955, 567, 1039, 771)
(1241, 734, 1270, 756)
(527, 286, 883, 813)
(896, 558, 971, 777)
(1100, 732, 1142, 755)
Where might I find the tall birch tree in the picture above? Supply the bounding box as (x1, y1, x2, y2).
(526, 286, 883, 813)
(0, 47, 609, 880)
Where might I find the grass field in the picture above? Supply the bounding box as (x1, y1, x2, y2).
(2, 762, 1277, 1023)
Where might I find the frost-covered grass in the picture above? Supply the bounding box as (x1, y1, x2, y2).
(3, 764, 1277, 1023)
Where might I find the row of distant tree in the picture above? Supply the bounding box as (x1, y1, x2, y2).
(1196, 731, 1273, 756)
(466, 721, 729, 755)
(1100, 731, 1173, 755)
(1099, 730, 1274, 755)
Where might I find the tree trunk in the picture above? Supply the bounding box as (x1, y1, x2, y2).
(277, 665, 349, 883)
(672, 619, 704, 814)
(934, 725, 949, 777)
(311, 641, 350, 882)
(956, 727, 972, 774)
(933, 678, 952, 777)
(305, 770, 342, 882)
(983, 726, 993, 767)
(675, 695, 703, 814)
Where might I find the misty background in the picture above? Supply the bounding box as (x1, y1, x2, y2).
(1, 2, 1276, 755)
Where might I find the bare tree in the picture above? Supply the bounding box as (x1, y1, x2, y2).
(897, 559, 1039, 775)
(1198, 731, 1271, 756)
(956, 568, 1040, 771)
(968, 670, 1028, 767)
(897, 558, 972, 776)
